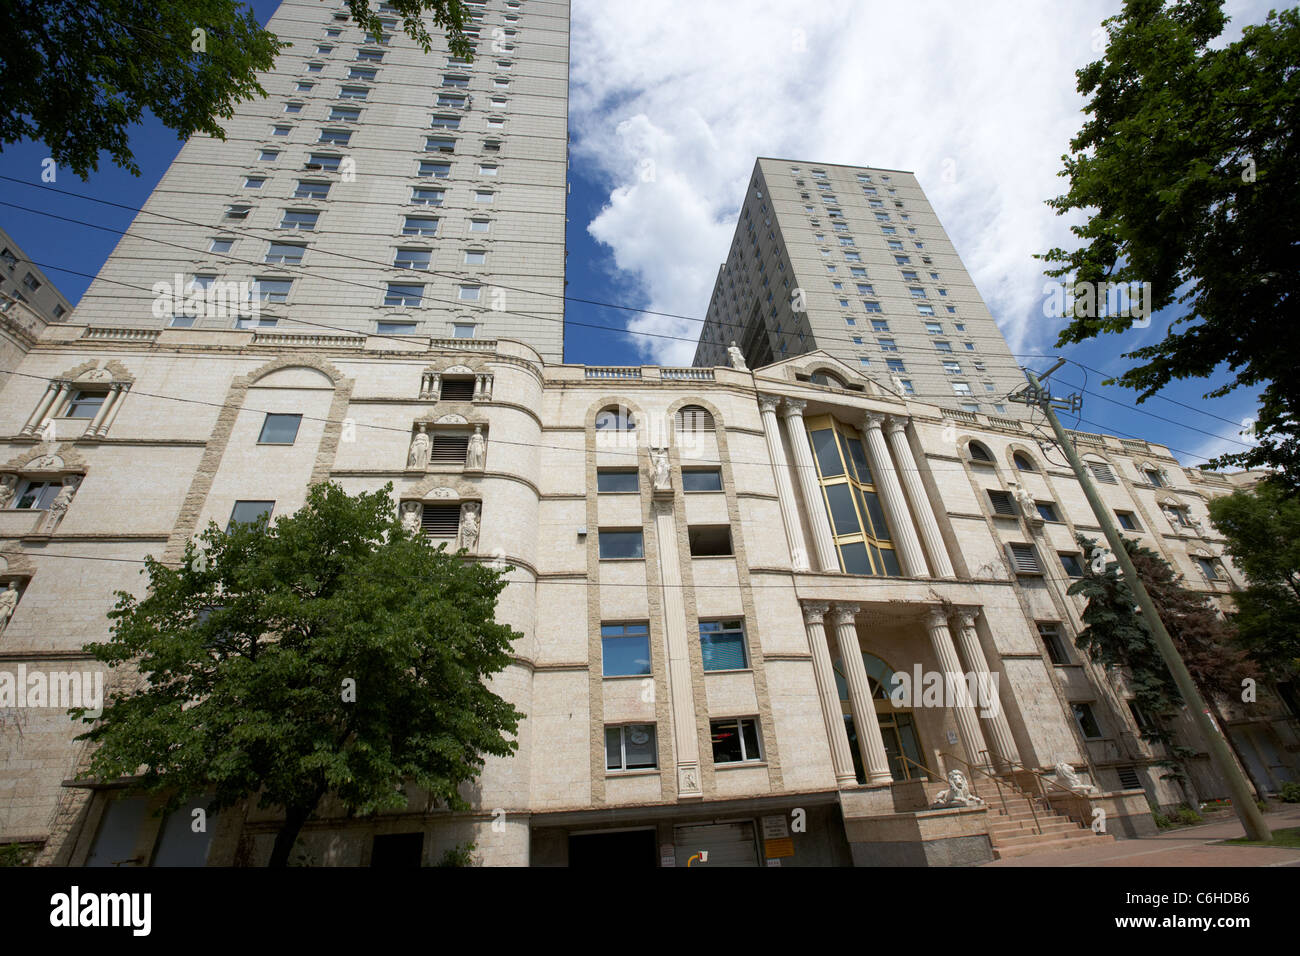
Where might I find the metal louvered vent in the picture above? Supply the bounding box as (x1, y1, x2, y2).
(439, 378, 475, 401)
(987, 490, 1016, 516)
(1008, 543, 1041, 573)
(675, 405, 716, 432)
(421, 504, 460, 537)
(1088, 462, 1117, 485)
(431, 434, 469, 463)
(1116, 765, 1142, 790)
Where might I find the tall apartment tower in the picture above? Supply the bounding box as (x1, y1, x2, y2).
(73, 0, 570, 362)
(694, 158, 1026, 416)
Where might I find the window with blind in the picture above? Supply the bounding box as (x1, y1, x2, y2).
(987, 490, 1016, 516)
(438, 378, 475, 401)
(1087, 461, 1117, 484)
(674, 405, 715, 432)
(1008, 543, 1041, 574)
(430, 433, 469, 464)
(1036, 622, 1069, 665)
(699, 620, 748, 671)
(421, 503, 460, 538)
(804, 415, 899, 576)
(967, 441, 993, 463)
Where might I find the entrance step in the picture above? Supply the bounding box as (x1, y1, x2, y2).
(974, 772, 1114, 860)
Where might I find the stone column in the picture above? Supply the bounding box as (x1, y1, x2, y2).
(951, 608, 1021, 766)
(652, 498, 703, 797)
(780, 399, 839, 573)
(801, 602, 858, 786)
(21, 381, 67, 436)
(925, 607, 990, 769)
(884, 416, 956, 579)
(86, 383, 120, 437)
(758, 394, 810, 571)
(862, 412, 929, 578)
(96, 383, 130, 437)
(831, 604, 893, 784)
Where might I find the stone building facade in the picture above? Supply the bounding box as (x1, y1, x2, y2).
(0, 326, 1294, 866)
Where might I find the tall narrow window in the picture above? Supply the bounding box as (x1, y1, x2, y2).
(804, 416, 899, 576)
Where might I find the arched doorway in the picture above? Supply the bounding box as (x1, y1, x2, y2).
(834, 652, 928, 783)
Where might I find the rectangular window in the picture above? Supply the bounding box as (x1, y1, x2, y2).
(463, 250, 486, 264)
(1037, 622, 1069, 665)
(254, 278, 292, 303)
(258, 413, 302, 444)
(1195, 556, 1221, 580)
(1072, 702, 1103, 739)
(418, 160, 451, 178)
(681, 469, 723, 492)
(1144, 469, 1165, 488)
(597, 470, 638, 493)
(272, 125, 291, 136)
(899, 379, 915, 395)
(410, 188, 445, 206)
(307, 153, 342, 171)
(468, 219, 490, 232)
(402, 216, 438, 236)
(317, 129, 351, 146)
(210, 238, 234, 253)
(264, 241, 306, 265)
(711, 717, 762, 763)
(244, 176, 266, 189)
(329, 106, 361, 122)
(384, 283, 423, 307)
(604, 724, 657, 771)
(699, 619, 748, 671)
(598, 530, 644, 560)
(258, 149, 279, 161)
(943, 361, 962, 375)
(458, 285, 481, 301)
(235, 316, 278, 329)
(886, 358, 906, 373)
(437, 93, 466, 107)
(442, 74, 469, 87)
(228, 500, 274, 530)
(1116, 511, 1139, 531)
(348, 67, 377, 81)
(279, 210, 319, 230)
(283, 102, 303, 114)
(474, 190, 494, 203)
(430, 115, 460, 129)
(688, 525, 733, 557)
(338, 86, 369, 100)
(14, 480, 62, 510)
(393, 248, 431, 270)
(452, 323, 476, 338)
(63, 390, 107, 419)
(1059, 553, 1084, 577)
(356, 49, 384, 62)
(601, 622, 650, 677)
(478, 164, 498, 176)
(934, 340, 953, 353)
(377, 321, 416, 335)
(224, 204, 252, 220)
(1036, 502, 1061, 522)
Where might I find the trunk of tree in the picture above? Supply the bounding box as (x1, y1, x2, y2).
(268, 802, 317, 868)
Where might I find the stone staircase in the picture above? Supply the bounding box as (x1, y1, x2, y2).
(979, 774, 1115, 860)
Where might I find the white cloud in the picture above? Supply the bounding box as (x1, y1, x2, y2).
(570, 0, 1279, 365)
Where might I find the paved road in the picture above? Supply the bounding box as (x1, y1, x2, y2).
(985, 805, 1300, 867)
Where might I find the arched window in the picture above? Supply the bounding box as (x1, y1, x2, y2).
(809, 371, 846, 389)
(1012, 451, 1036, 472)
(967, 441, 993, 463)
(595, 406, 635, 431)
(674, 405, 715, 432)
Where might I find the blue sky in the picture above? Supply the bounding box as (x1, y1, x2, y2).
(0, 0, 1272, 469)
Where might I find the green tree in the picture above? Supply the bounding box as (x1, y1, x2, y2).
(1206, 479, 1300, 680)
(0, 1, 471, 178)
(1067, 534, 1257, 799)
(1040, 0, 1300, 486)
(74, 482, 521, 867)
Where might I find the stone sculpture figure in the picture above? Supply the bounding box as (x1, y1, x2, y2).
(0, 475, 16, 509)
(400, 501, 422, 535)
(43, 476, 79, 532)
(459, 502, 480, 553)
(890, 373, 906, 396)
(1010, 482, 1036, 515)
(0, 582, 18, 635)
(933, 769, 984, 808)
(726, 341, 748, 372)
(650, 446, 671, 492)
(408, 426, 430, 468)
(1054, 761, 1098, 794)
(466, 425, 486, 470)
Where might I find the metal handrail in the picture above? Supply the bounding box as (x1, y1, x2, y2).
(989, 753, 1090, 802)
(942, 751, 1042, 834)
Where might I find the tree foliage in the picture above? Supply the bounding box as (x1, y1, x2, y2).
(1067, 534, 1253, 791)
(1206, 479, 1300, 680)
(74, 482, 521, 867)
(0, 0, 471, 178)
(1040, 0, 1300, 485)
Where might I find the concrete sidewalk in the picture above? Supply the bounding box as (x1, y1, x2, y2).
(985, 805, 1300, 867)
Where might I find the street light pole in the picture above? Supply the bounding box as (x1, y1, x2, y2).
(1017, 362, 1270, 841)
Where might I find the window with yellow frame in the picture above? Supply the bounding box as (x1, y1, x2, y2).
(804, 415, 901, 576)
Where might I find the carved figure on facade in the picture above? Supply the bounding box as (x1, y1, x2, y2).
(459, 501, 480, 553)
(408, 425, 430, 468)
(650, 446, 671, 493)
(400, 501, 423, 535)
(0, 474, 15, 509)
(0, 582, 18, 635)
(466, 425, 486, 471)
(43, 476, 79, 532)
(726, 341, 748, 371)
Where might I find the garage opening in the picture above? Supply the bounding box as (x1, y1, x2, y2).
(568, 828, 657, 867)
(673, 821, 760, 866)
